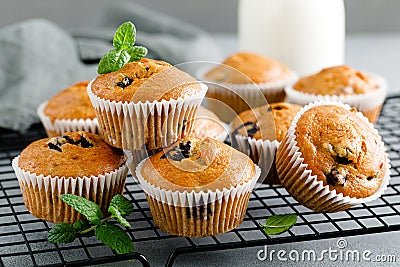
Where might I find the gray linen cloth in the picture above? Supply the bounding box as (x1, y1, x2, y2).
(0, 2, 221, 132)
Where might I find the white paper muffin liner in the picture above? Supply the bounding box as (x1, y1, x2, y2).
(276, 101, 391, 212)
(198, 68, 298, 122)
(284, 73, 387, 123)
(135, 159, 260, 237)
(87, 80, 207, 150)
(37, 101, 100, 137)
(12, 156, 128, 223)
(232, 134, 280, 184)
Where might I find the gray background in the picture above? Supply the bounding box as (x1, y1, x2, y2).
(1, 0, 400, 33)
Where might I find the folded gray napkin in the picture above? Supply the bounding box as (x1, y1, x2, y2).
(0, 19, 97, 132)
(0, 2, 222, 132)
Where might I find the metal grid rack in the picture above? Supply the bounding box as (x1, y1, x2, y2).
(1, 96, 400, 267)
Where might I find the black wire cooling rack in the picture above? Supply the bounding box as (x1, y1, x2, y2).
(1, 96, 400, 267)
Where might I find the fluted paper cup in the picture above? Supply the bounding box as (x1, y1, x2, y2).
(232, 134, 280, 184)
(12, 156, 128, 223)
(135, 159, 261, 237)
(87, 80, 207, 150)
(37, 101, 100, 137)
(285, 73, 387, 124)
(276, 101, 391, 212)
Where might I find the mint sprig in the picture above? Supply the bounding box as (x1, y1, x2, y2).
(261, 214, 298, 235)
(95, 222, 134, 254)
(60, 194, 103, 225)
(108, 194, 134, 228)
(98, 21, 148, 74)
(48, 194, 134, 255)
(113, 21, 136, 50)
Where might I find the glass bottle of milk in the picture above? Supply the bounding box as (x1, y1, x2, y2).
(238, 0, 345, 75)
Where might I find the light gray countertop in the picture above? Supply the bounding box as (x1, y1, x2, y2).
(95, 33, 400, 267)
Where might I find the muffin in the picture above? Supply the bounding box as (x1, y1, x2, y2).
(190, 106, 228, 142)
(37, 81, 100, 137)
(88, 58, 207, 150)
(200, 52, 297, 122)
(135, 136, 260, 237)
(276, 102, 391, 212)
(230, 103, 302, 184)
(12, 131, 128, 223)
(285, 65, 387, 123)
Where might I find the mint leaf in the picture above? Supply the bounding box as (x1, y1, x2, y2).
(97, 21, 148, 74)
(128, 46, 148, 62)
(73, 219, 94, 237)
(109, 194, 133, 228)
(261, 214, 297, 235)
(113, 21, 136, 50)
(95, 222, 134, 254)
(48, 222, 76, 243)
(97, 49, 131, 74)
(109, 195, 134, 217)
(60, 194, 103, 225)
(73, 219, 89, 232)
(109, 206, 131, 228)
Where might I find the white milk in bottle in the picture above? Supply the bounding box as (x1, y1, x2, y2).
(238, 0, 345, 75)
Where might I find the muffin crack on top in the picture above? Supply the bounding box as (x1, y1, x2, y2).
(47, 133, 94, 152)
(142, 137, 256, 191)
(90, 58, 202, 103)
(160, 140, 196, 162)
(295, 105, 387, 198)
(19, 131, 126, 178)
(231, 102, 302, 142)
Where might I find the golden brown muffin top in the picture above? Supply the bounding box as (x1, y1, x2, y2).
(90, 58, 202, 102)
(231, 102, 302, 141)
(191, 106, 225, 140)
(44, 81, 96, 122)
(204, 52, 293, 84)
(293, 65, 380, 95)
(295, 105, 386, 198)
(19, 131, 125, 178)
(141, 137, 255, 192)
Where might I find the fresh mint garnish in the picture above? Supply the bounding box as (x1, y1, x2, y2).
(98, 49, 131, 74)
(261, 214, 297, 235)
(95, 221, 134, 254)
(109, 194, 134, 216)
(72, 218, 90, 232)
(108, 194, 134, 228)
(48, 222, 76, 243)
(48, 194, 134, 255)
(98, 21, 148, 74)
(60, 194, 103, 225)
(127, 46, 148, 62)
(113, 21, 136, 50)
